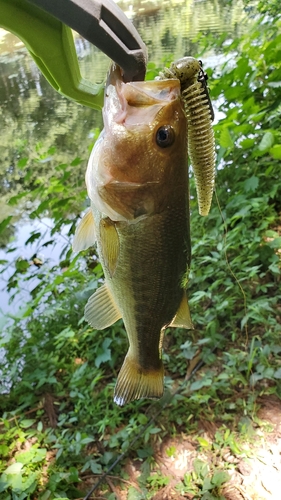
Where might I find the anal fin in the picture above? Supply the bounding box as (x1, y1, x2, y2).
(72, 208, 96, 252)
(85, 284, 121, 330)
(169, 292, 194, 330)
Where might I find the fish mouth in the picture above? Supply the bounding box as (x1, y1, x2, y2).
(103, 63, 181, 128)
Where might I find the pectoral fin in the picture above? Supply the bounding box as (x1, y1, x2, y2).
(99, 218, 120, 277)
(169, 292, 194, 330)
(85, 284, 122, 329)
(72, 208, 96, 252)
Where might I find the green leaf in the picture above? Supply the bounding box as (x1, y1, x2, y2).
(128, 486, 145, 500)
(268, 237, 281, 249)
(4, 463, 23, 474)
(0, 216, 13, 234)
(25, 232, 41, 245)
(274, 368, 281, 379)
(15, 258, 29, 273)
(0, 477, 9, 493)
(202, 476, 212, 491)
(90, 461, 102, 474)
(95, 339, 112, 368)
(71, 157, 83, 166)
(8, 473, 23, 491)
(265, 230, 279, 238)
(19, 419, 36, 428)
(240, 138, 255, 149)
(137, 447, 153, 459)
(21, 471, 38, 492)
(149, 427, 161, 434)
(138, 414, 148, 425)
(8, 191, 29, 205)
(80, 437, 94, 445)
(211, 470, 230, 486)
(68, 467, 79, 482)
(224, 85, 243, 100)
(219, 127, 233, 148)
(40, 490, 52, 500)
(243, 175, 259, 192)
(269, 144, 281, 159)
(190, 378, 212, 391)
(193, 458, 207, 476)
(138, 460, 151, 489)
(16, 448, 46, 464)
(197, 437, 210, 448)
(201, 493, 219, 500)
(0, 444, 9, 457)
(258, 131, 274, 151)
(17, 158, 28, 169)
(34, 199, 50, 215)
(37, 421, 43, 432)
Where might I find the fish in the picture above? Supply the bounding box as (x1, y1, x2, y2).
(73, 63, 193, 406)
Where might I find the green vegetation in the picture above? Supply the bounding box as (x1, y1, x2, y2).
(1, 1, 281, 498)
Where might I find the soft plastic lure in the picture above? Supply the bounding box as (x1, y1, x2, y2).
(157, 57, 216, 216)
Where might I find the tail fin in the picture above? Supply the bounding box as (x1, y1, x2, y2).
(113, 356, 164, 406)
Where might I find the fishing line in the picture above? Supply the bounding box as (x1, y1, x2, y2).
(214, 188, 249, 345)
(82, 354, 206, 500)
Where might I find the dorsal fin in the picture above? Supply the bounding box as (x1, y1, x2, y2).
(72, 208, 96, 252)
(169, 292, 194, 329)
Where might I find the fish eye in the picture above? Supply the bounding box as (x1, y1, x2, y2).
(156, 125, 175, 148)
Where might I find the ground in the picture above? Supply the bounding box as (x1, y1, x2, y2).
(80, 394, 281, 500)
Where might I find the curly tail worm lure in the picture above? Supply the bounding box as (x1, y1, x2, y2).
(157, 57, 216, 216)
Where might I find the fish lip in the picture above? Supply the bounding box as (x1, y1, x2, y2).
(105, 62, 124, 88)
(103, 64, 127, 130)
(103, 63, 182, 129)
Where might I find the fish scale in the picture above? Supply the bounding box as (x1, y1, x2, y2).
(100, 209, 187, 350)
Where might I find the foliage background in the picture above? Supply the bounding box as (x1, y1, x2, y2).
(1, 0, 281, 498)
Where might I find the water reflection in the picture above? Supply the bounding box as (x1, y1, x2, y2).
(0, 218, 70, 317)
(0, 0, 247, 203)
(0, 0, 247, 315)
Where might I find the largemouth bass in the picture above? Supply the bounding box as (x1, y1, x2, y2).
(73, 64, 193, 406)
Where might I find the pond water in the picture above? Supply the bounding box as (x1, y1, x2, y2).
(0, 0, 248, 319)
